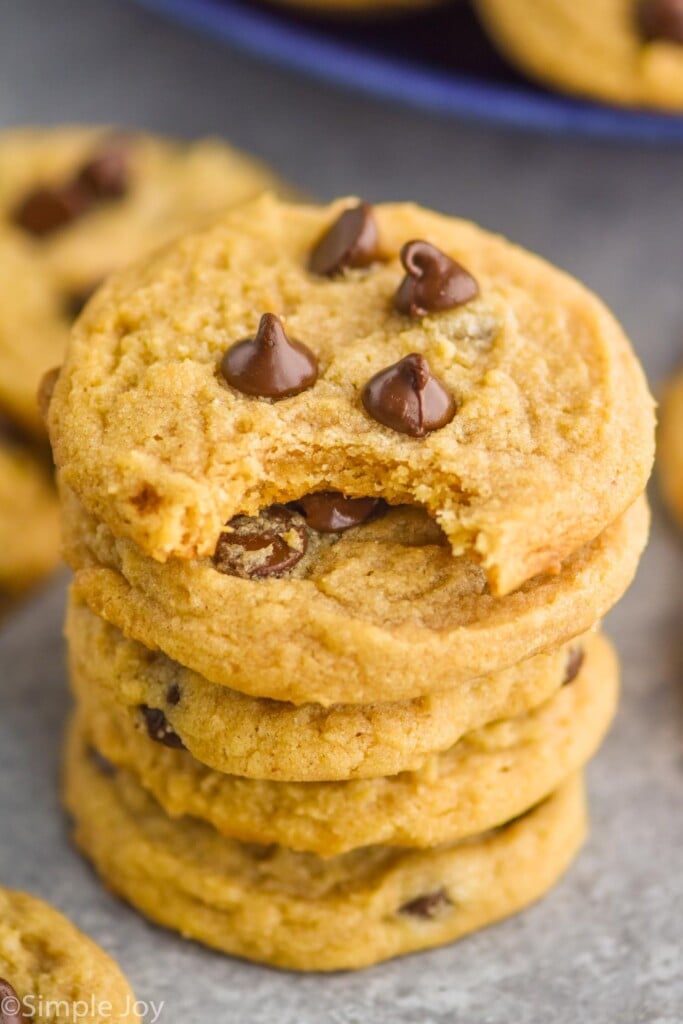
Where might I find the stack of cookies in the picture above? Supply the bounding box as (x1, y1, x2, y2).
(47, 195, 655, 971)
(0, 125, 282, 610)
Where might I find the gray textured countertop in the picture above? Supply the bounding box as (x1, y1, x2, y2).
(1, 2, 683, 1021)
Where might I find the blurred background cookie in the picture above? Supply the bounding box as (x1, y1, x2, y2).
(475, 0, 683, 111)
(0, 125, 284, 609)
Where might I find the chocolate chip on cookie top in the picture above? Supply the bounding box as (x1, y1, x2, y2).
(290, 492, 386, 533)
(76, 142, 129, 198)
(394, 240, 479, 317)
(362, 353, 456, 438)
(140, 706, 185, 749)
(637, 0, 683, 42)
(12, 140, 130, 237)
(399, 888, 453, 920)
(309, 202, 379, 276)
(12, 181, 90, 236)
(0, 978, 27, 1024)
(221, 313, 318, 400)
(213, 505, 309, 579)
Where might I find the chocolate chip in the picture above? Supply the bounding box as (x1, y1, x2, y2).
(140, 706, 185, 749)
(12, 183, 90, 236)
(0, 978, 27, 1024)
(166, 682, 181, 706)
(394, 240, 479, 317)
(399, 888, 453, 920)
(88, 745, 116, 777)
(291, 492, 386, 533)
(309, 203, 379, 276)
(563, 646, 585, 686)
(221, 313, 318, 400)
(76, 144, 129, 199)
(362, 353, 456, 438)
(638, 0, 683, 41)
(214, 505, 309, 579)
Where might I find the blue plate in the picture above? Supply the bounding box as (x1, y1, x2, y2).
(127, 0, 683, 143)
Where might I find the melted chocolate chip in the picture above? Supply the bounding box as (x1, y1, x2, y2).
(291, 492, 386, 533)
(166, 682, 182, 706)
(76, 145, 129, 199)
(399, 888, 453, 920)
(563, 646, 585, 686)
(394, 240, 479, 317)
(0, 978, 27, 1024)
(213, 505, 309, 579)
(309, 203, 379, 276)
(221, 313, 318, 400)
(12, 183, 89, 236)
(362, 353, 456, 438)
(638, 0, 683, 41)
(140, 706, 185, 749)
(88, 746, 117, 777)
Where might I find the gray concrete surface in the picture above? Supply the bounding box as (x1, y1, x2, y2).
(1, 1, 682, 1021)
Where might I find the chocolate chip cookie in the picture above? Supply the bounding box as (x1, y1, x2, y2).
(76, 631, 616, 856)
(65, 720, 587, 971)
(476, 0, 683, 110)
(0, 886, 137, 1022)
(66, 591, 585, 781)
(0, 126, 284, 436)
(47, 195, 655, 597)
(63, 478, 648, 705)
(0, 437, 60, 597)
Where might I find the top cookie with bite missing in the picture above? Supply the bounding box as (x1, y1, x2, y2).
(47, 195, 654, 595)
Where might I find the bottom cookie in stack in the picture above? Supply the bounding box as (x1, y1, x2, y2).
(65, 719, 587, 973)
